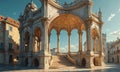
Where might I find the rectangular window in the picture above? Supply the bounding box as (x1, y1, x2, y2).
(9, 43, 12, 50)
(9, 26, 12, 31)
(0, 42, 4, 49)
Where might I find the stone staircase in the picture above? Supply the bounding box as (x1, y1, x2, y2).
(49, 55, 75, 69)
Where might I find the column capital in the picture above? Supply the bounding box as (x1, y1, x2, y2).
(78, 30, 83, 35)
(57, 31, 60, 36)
(68, 32, 71, 36)
(41, 17, 49, 22)
(85, 17, 93, 28)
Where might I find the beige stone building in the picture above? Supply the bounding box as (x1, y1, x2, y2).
(0, 16, 19, 65)
(108, 38, 120, 63)
(18, 0, 104, 69)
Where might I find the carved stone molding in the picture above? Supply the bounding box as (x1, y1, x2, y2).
(48, 0, 90, 11)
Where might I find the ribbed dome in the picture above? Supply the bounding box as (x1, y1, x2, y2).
(49, 14, 85, 32)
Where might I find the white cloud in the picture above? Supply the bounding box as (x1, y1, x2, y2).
(107, 13, 116, 21)
(118, 8, 120, 12)
(110, 30, 120, 36)
(60, 44, 78, 52)
(106, 29, 110, 32)
(60, 47, 67, 52)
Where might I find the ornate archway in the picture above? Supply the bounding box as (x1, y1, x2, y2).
(33, 58, 39, 67)
(48, 14, 85, 54)
(91, 28, 100, 53)
(25, 58, 28, 66)
(34, 28, 41, 52)
(24, 31, 30, 52)
(18, 0, 104, 69)
(82, 58, 86, 67)
(93, 57, 99, 66)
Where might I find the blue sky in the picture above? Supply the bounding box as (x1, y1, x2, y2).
(0, 0, 120, 52)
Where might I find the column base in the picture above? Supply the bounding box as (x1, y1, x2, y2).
(56, 52, 60, 55)
(86, 51, 94, 68)
(98, 56, 105, 67)
(39, 54, 51, 69)
(85, 56, 94, 68)
(28, 57, 32, 67)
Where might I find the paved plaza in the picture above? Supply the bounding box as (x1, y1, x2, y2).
(0, 64, 119, 72)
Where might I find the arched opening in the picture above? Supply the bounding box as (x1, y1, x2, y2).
(24, 32, 30, 52)
(60, 30, 68, 53)
(82, 58, 86, 67)
(93, 57, 99, 66)
(9, 55, 13, 64)
(33, 58, 39, 67)
(91, 28, 99, 53)
(112, 57, 114, 63)
(34, 28, 41, 52)
(50, 29, 57, 55)
(25, 58, 28, 66)
(117, 55, 119, 63)
(82, 31, 86, 52)
(48, 14, 85, 54)
(71, 29, 78, 52)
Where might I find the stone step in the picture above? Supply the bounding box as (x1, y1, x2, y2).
(50, 55, 75, 69)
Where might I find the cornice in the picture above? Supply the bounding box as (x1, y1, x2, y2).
(48, 0, 91, 11)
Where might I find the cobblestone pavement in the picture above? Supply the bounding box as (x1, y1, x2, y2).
(0, 64, 120, 72)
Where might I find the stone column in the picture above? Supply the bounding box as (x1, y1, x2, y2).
(39, 17, 50, 69)
(18, 32, 23, 65)
(78, 30, 83, 53)
(98, 23, 104, 66)
(85, 18, 94, 68)
(48, 33, 51, 53)
(93, 38, 97, 53)
(57, 32, 60, 54)
(68, 32, 71, 54)
(86, 26, 92, 52)
(28, 33, 33, 67)
(98, 27, 103, 55)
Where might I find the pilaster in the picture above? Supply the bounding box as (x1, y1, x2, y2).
(28, 34, 33, 67)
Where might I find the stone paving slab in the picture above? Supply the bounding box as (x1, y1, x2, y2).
(0, 64, 119, 72)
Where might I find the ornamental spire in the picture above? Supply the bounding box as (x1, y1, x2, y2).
(31, 0, 34, 4)
(98, 8, 102, 21)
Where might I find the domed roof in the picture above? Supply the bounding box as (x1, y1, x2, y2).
(49, 14, 85, 32)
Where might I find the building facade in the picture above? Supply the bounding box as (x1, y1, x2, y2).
(18, 0, 104, 69)
(0, 16, 19, 65)
(108, 39, 120, 63)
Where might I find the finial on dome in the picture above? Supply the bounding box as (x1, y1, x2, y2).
(98, 8, 102, 14)
(31, 0, 33, 3)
